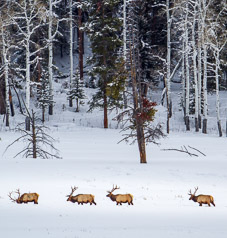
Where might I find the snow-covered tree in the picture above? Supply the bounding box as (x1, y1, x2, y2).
(0, 10, 11, 127)
(207, 1, 227, 136)
(11, 0, 46, 130)
(85, 0, 124, 128)
(37, 69, 50, 122)
(67, 69, 85, 112)
(48, 0, 62, 115)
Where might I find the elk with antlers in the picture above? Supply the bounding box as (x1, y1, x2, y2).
(106, 185, 133, 205)
(188, 187, 215, 207)
(8, 189, 39, 204)
(66, 186, 96, 205)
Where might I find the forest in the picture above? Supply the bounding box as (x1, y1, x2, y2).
(0, 1, 227, 237)
(0, 0, 226, 162)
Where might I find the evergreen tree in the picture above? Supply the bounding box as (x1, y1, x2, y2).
(37, 69, 51, 123)
(67, 70, 86, 112)
(85, 0, 125, 128)
(127, 0, 167, 92)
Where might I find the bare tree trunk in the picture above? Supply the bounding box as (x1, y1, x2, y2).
(197, 0, 202, 129)
(69, 0, 73, 108)
(102, 7, 108, 129)
(166, 0, 172, 133)
(192, 2, 199, 132)
(103, 54, 108, 128)
(104, 90, 108, 128)
(32, 111, 37, 159)
(0, 84, 6, 115)
(182, 37, 186, 122)
(2, 25, 10, 126)
(9, 89, 14, 117)
(164, 76, 170, 134)
(185, 0, 190, 131)
(78, 0, 83, 83)
(215, 50, 222, 137)
(76, 98, 79, 113)
(202, 43, 208, 134)
(130, 29, 146, 164)
(48, 0, 54, 115)
(201, 0, 209, 134)
(42, 105, 45, 123)
(123, 0, 128, 109)
(137, 120, 146, 164)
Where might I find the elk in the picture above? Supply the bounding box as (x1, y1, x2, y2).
(188, 187, 215, 207)
(66, 186, 96, 205)
(106, 185, 133, 205)
(8, 189, 39, 204)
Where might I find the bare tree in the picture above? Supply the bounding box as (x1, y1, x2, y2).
(48, 0, 62, 115)
(207, 5, 227, 137)
(11, 0, 46, 130)
(0, 9, 11, 127)
(5, 104, 60, 159)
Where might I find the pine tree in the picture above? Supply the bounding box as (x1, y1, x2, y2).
(127, 0, 167, 91)
(37, 69, 51, 123)
(85, 0, 125, 128)
(67, 70, 85, 112)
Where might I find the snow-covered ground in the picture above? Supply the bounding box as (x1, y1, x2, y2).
(1, 116, 227, 237)
(1, 75, 227, 237)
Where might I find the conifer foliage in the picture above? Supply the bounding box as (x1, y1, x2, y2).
(85, 0, 125, 128)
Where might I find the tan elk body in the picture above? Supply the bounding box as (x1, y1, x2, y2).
(106, 185, 133, 205)
(8, 189, 39, 204)
(188, 187, 215, 207)
(66, 186, 96, 205)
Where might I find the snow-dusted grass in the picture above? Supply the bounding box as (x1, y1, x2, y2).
(0, 125, 227, 237)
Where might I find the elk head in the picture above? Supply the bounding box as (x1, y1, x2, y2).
(66, 186, 78, 201)
(188, 187, 198, 200)
(8, 189, 21, 203)
(106, 185, 120, 198)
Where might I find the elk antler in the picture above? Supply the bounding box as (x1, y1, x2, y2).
(66, 186, 78, 197)
(108, 185, 120, 194)
(8, 190, 19, 203)
(15, 189, 21, 198)
(188, 189, 192, 195)
(194, 187, 199, 195)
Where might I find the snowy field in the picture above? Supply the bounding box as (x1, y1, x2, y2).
(1, 81, 227, 237)
(1, 125, 227, 237)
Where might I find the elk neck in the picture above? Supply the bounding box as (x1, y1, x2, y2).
(109, 193, 117, 201)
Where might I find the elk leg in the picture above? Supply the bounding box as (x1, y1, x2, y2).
(131, 202, 134, 205)
(208, 203, 210, 207)
(211, 202, 215, 207)
(93, 201, 97, 205)
(199, 203, 202, 206)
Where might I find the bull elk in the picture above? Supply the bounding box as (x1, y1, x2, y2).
(106, 185, 133, 205)
(8, 189, 39, 204)
(188, 187, 215, 207)
(66, 186, 96, 205)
